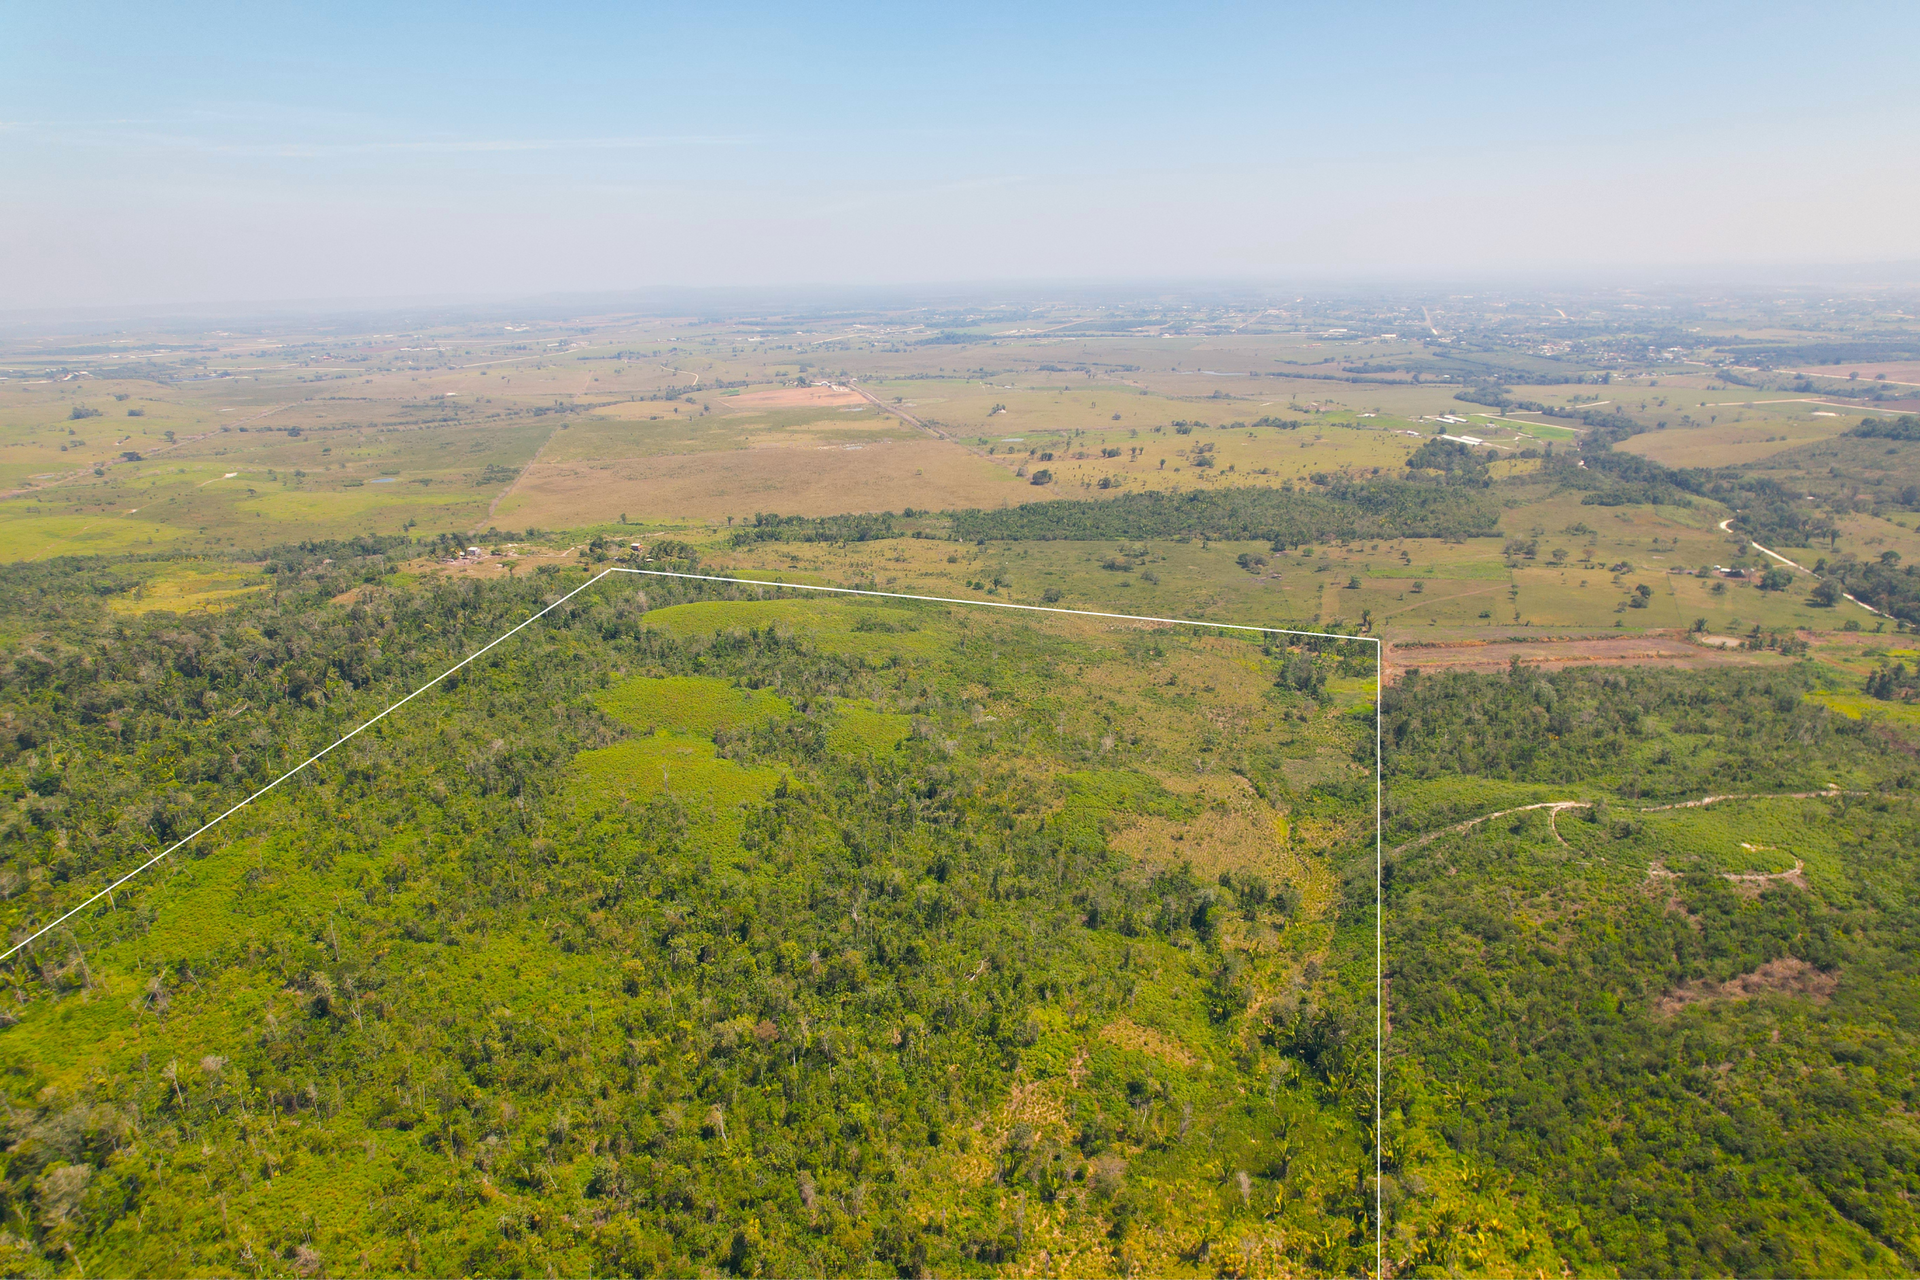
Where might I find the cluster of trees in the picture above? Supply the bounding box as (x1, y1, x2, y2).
(1404, 439, 1491, 486)
(1734, 488, 1840, 549)
(1846, 415, 1920, 442)
(1451, 384, 1513, 410)
(1820, 551, 1920, 627)
(263, 533, 418, 579)
(1865, 661, 1919, 701)
(727, 513, 901, 546)
(948, 484, 1499, 545)
(1381, 663, 1862, 799)
(1540, 446, 1706, 509)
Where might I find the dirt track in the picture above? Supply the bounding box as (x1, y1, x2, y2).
(1389, 790, 1862, 857)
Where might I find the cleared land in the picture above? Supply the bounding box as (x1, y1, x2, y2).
(1384, 632, 1786, 681)
(500, 437, 1026, 523)
(2, 299, 1911, 650)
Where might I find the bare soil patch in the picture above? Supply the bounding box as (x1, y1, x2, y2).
(720, 385, 870, 411)
(1385, 633, 1783, 682)
(1656, 956, 1837, 1018)
(496, 437, 1029, 524)
(407, 547, 582, 584)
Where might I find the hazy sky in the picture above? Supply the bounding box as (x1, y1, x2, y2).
(5, 1, 1918, 309)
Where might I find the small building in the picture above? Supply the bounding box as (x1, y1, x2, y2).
(464, 547, 485, 560)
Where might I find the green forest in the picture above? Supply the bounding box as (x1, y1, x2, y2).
(946, 485, 1499, 547)
(1383, 666, 1920, 1277)
(0, 550, 1377, 1277)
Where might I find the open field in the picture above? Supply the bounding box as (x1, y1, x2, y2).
(705, 479, 1877, 639)
(1383, 631, 1791, 680)
(5, 293, 1917, 645)
(14, 303, 1787, 558)
(1789, 361, 1920, 386)
(1616, 413, 1857, 467)
(500, 436, 1026, 524)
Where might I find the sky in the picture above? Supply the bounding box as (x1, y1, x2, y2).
(4, 1, 1919, 310)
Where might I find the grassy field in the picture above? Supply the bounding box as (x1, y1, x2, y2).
(0, 313, 1594, 555)
(1616, 412, 1856, 468)
(4, 304, 1908, 649)
(706, 480, 1874, 639)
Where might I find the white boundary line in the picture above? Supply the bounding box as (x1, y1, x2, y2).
(3, 564, 1386, 1275)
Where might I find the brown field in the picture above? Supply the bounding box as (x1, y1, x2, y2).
(1384, 632, 1789, 682)
(719, 385, 871, 410)
(495, 436, 1034, 524)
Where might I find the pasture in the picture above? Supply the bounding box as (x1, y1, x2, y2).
(0, 312, 1546, 557)
(2, 305, 1904, 651)
(711, 476, 1870, 639)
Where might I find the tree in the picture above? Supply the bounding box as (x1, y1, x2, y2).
(1810, 579, 1842, 607)
(1758, 567, 1794, 592)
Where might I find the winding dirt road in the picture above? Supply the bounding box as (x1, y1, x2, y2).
(1389, 789, 1866, 857)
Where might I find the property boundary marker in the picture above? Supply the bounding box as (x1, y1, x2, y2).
(0, 565, 1386, 1276)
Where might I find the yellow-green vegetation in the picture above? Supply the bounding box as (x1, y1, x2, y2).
(577, 675, 795, 812)
(106, 564, 271, 616)
(1802, 640, 1920, 728)
(572, 733, 785, 809)
(1805, 689, 1920, 728)
(828, 702, 914, 756)
(597, 674, 792, 737)
(638, 597, 946, 660)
